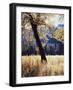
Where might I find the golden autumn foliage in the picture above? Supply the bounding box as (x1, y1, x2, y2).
(53, 29, 64, 41)
(21, 55, 64, 77)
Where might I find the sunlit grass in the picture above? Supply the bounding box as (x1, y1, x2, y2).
(21, 55, 64, 77)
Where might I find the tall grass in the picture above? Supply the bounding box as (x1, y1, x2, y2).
(21, 55, 64, 77)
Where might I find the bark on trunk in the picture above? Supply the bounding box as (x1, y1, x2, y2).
(27, 13, 47, 63)
(31, 23, 47, 63)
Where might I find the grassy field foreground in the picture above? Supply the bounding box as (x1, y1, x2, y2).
(21, 55, 64, 77)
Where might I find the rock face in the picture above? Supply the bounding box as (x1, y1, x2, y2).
(44, 36, 64, 55)
(22, 35, 64, 55)
(53, 29, 64, 41)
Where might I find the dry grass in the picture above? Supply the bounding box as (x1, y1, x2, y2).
(21, 55, 64, 77)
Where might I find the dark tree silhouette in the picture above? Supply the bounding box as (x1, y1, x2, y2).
(27, 13, 47, 63)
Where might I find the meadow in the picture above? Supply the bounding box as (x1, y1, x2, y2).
(21, 55, 64, 77)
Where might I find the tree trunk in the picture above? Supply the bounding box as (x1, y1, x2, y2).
(27, 13, 47, 63)
(31, 23, 47, 63)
